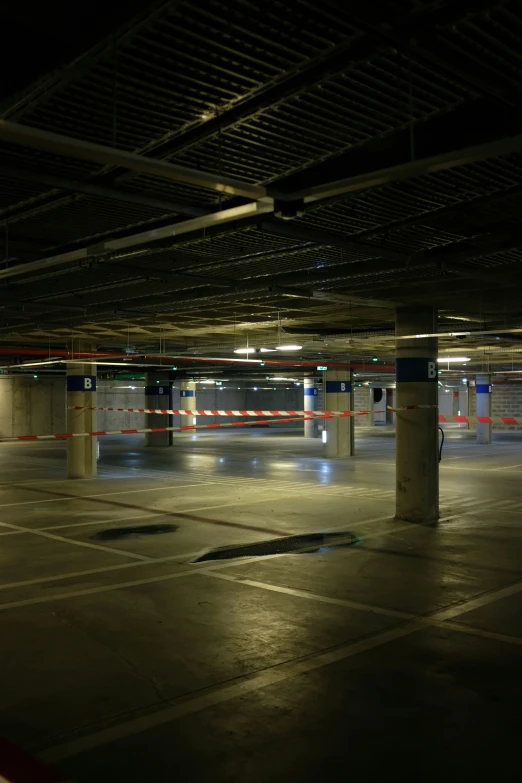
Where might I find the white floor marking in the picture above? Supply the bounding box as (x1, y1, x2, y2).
(0, 512, 400, 594)
(0, 551, 202, 592)
(207, 574, 412, 620)
(0, 520, 152, 562)
(0, 482, 221, 508)
(206, 575, 522, 647)
(491, 463, 522, 471)
(39, 574, 522, 764)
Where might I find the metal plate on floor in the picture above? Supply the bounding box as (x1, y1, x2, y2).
(92, 524, 178, 540)
(192, 531, 358, 563)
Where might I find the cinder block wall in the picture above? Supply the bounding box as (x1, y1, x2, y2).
(469, 383, 522, 430)
(491, 384, 522, 430)
(353, 385, 371, 425)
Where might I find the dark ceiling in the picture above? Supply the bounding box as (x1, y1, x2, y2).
(1, 0, 522, 367)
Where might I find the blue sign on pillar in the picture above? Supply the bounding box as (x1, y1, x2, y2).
(304, 387, 318, 396)
(476, 384, 492, 394)
(396, 358, 437, 382)
(325, 381, 351, 393)
(67, 376, 96, 392)
(180, 390, 195, 397)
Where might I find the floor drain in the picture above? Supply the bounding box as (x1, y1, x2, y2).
(92, 524, 178, 540)
(192, 531, 357, 563)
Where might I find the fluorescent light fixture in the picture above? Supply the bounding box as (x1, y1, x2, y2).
(270, 376, 292, 381)
(233, 347, 274, 354)
(437, 357, 471, 363)
(275, 344, 302, 351)
(322, 430, 327, 443)
(199, 379, 215, 384)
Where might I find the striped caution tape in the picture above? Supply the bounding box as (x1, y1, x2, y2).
(0, 415, 321, 442)
(68, 406, 374, 416)
(438, 414, 518, 425)
(69, 406, 439, 416)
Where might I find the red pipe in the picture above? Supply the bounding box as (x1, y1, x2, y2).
(0, 346, 395, 372)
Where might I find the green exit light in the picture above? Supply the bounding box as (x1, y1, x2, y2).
(317, 365, 327, 371)
(33, 374, 38, 379)
(372, 357, 378, 362)
(260, 361, 265, 366)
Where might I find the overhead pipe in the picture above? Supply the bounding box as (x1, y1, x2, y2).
(0, 346, 394, 372)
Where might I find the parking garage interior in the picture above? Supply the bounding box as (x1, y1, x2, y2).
(1, 2, 522, 781)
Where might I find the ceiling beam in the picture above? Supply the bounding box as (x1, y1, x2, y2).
(0, 200, 274, 282)
(0, 121, 267, 201)
(0, 164, 206, 218)
(261, 220, 407, 261)
(285, 133, 522, 205)
(125, 0, 503, 164)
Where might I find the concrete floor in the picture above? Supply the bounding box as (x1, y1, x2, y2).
(1, 428, 521, 781)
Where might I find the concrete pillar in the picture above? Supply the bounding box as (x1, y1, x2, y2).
(67, 363, 97, 479)
(395, 306, 439, 523)
(145, 373, 171, 446)
(323, 370, 354, 457)
(303, 377, 318, 438)
(452, 390, 460, 416)
(476, 373, 492, 444)
(180, 380, 197, 432)
(386, 388, 395, 424)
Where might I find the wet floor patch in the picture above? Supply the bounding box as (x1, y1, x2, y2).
(192, 531, 357, 563)
(92, 523, 178, 540)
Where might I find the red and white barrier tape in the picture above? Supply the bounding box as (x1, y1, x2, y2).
(4, 407, 513, 444)
(1, 415, 318, 442)
(69, 406, 438, 416)
(438, 414, 519, 425)
(68, 406, 373, 416)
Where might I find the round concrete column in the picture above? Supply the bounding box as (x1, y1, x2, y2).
(145, 373, 171, 446)
(395, 306, 439, 523)
(323, 370, 354, 457)
(180, 380, 197, 431)
(303, 378, 318, 438)
(476, 373, 492, 444)
(67, 363, 97, 479)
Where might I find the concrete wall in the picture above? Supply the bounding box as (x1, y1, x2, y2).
(0, 376, 65, 438)
(98, 382, 304, 432)
(97, 382, 145, 431)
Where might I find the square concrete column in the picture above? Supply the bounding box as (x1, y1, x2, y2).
(303, 377, 319, 438)
(386, 388, 395, 424)
(145, 373, 171, 446)
(67, 363, 97, 479)
(395, 307, 439, 523)
(180, 380, 196, 432)
(452, 390, 460, 416)
(476, 373, 492, 444)
(323, 370, 354, 457)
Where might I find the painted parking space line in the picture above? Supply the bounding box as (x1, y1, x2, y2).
(39, 573, 522, 763)
(0, 482, 222, 508)
(0, 520, 153, 562)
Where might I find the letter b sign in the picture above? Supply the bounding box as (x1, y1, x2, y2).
(340, 382, 346, 391)
(84, 377, 93, 390)
(428, 361, 437, 379)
